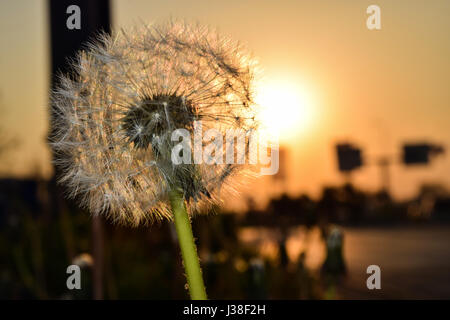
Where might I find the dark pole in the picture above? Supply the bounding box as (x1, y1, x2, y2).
(378, 156, 390, 194)
(48, 0, 111, 85)
(48, 0, 111, 300)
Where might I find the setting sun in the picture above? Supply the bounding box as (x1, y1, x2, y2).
(255, 79, 313, 141)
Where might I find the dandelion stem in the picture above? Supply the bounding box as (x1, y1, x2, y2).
(169, 188, 207, 300)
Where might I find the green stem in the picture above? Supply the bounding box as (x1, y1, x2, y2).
(169, 188, 207, 300)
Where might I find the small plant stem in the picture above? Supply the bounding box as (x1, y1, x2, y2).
(169, 188, 207, 300)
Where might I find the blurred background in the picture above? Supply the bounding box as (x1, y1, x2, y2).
(1, 0, 450, 299)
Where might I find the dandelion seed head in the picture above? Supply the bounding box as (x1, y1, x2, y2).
(50, 20, 259, 226)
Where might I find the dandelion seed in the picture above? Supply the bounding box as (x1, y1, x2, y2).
(50, 21, 259, 227)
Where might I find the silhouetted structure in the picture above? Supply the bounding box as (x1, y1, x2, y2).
(336, 143, 363, 173)
(48, 0, 111, 300)
(403, 143, 445, 165)
(49, 0, 111, 85)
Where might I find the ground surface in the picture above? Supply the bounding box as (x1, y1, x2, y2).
(338, 225, 450, 299)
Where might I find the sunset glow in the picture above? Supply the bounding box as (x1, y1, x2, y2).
(255, 79, 313, 141)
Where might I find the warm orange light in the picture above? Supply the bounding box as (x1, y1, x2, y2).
(255, 79, 313, 141)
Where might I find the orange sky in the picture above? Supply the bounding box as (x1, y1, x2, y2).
(0, 0, 449, 206)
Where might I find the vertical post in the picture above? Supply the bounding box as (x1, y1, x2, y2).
(48, 0, 111, 300)
(48, 0, 111, 84)
(378, 156, 390, 194)
(272, 146, 288, 192)
(92, 216, 104, 299)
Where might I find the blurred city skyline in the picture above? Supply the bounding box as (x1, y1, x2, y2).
(0, 0, 449, 205)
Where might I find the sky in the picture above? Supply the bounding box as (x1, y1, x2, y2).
(0, 0, 449, 207)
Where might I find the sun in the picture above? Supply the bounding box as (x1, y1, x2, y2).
(255, 80, 313, 141)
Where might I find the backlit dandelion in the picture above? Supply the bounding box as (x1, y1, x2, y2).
(50, 20, 259, 299)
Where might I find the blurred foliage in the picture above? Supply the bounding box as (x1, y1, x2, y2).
(0, 177, 449, 299)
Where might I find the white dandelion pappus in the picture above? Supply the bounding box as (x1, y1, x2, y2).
(50, 21, 259, 226)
